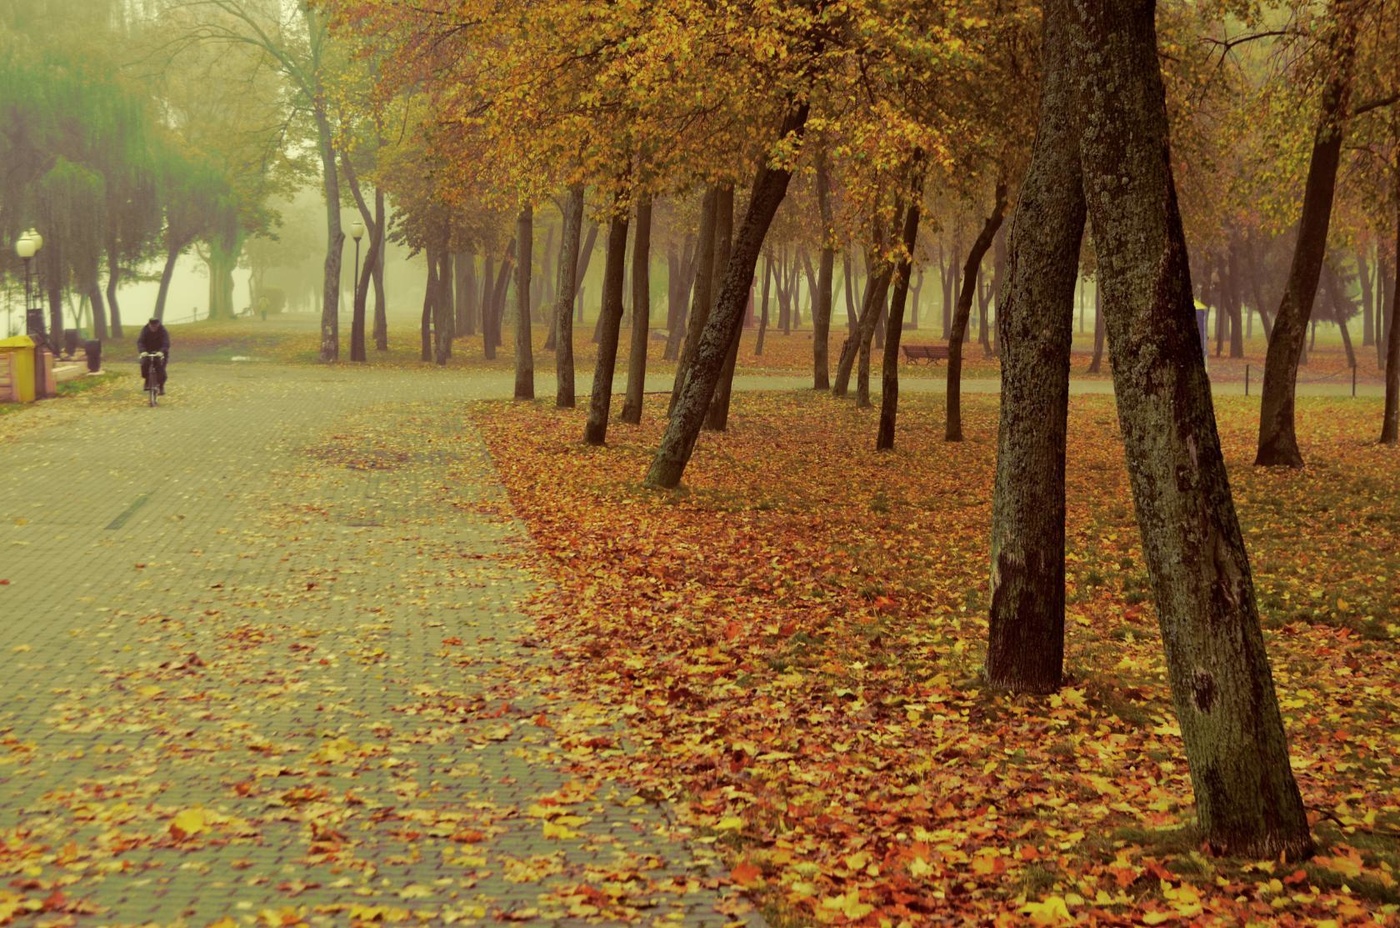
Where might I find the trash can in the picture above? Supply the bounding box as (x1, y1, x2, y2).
(84, 339, 102, 373)
(0, 335, 37, 403)
(63, 329, 79, 357)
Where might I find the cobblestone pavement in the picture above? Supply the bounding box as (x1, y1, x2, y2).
(0, 361, 764, 927)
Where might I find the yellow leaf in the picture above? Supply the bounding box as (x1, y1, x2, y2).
(715, 816, 745, 831)
(170, 807, 208, 838)
(820, 889, 873, 920)
(1019, 895, 1074, 925)
(542, 820, 578, 839)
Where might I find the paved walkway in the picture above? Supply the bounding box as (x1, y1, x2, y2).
(0, 361, 762, 926)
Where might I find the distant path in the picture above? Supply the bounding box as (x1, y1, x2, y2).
(0, 361, 763, 926)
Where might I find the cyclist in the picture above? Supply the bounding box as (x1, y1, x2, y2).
(138, 317, 170, 395)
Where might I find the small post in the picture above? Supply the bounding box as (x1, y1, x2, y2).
(1245, 364, 1249, 397)
(1352, 363, 1357, 397)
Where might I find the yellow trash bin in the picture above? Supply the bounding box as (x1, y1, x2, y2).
(0, 335, 37, 403)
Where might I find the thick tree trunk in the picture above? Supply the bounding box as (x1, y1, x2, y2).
(877, 153, 926, 450)
(621, 195, 653, 424)
(1256, 0, 1360, 466)
(986, 0, 1082, 695)
(1074, 0, 1313, 859)
(704, 187, 742, 431)
(554, 184, 584, 408)
(515, 206, 535, 399)
(946, 181, 1008, 442)
(670, 187, 720, 413)
(646, 102, 809, 488)
(584, 211, 631, 445)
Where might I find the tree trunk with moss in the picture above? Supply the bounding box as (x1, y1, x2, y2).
(1255, 0, 1360, 466)
(1073, 0, 1313, 859)
(986, 0, 1083, 695)
(647, 103, 809, 488)
(583, 211, 630, 445)
(622, 196, 653, 424)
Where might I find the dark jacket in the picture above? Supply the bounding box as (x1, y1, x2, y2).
(138, 322, 170, 358)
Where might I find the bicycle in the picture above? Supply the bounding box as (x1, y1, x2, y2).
(139, 351, 165, 406)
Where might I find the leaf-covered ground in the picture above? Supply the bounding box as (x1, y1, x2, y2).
(474, 390, 1400, 926)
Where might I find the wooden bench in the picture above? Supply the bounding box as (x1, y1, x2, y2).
(901, 344, 950, 364)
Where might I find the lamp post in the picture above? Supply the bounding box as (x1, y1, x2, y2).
(15, 230, 45, 397)
(350, 218, 365, 362)
(351, 218, 364, 289)
(15, 230, 43, 340)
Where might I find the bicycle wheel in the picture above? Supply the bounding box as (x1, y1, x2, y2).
(148, 371, 159, 407)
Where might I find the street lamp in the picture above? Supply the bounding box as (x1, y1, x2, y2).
(15, 230, 43, 340)
(349, 219, 365, 362)
(14, 230, 45, 398)
(350, 218, 365, 291)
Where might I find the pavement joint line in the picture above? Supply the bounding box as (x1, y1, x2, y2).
(104, 490, 153, 529)
(0, 361, 766, 928)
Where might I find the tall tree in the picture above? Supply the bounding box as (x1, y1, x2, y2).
(986, 0, 1083, 695)
(945, 180, 1008, 442)
(647, 101, 811, 488)
(1255, 0, 1364, 466)
(621, 195, 653, 424)
(554, 185, 585, 409)
(876, 153, 926, 450)
(584, 206, 630, 445)
(164, 0, 349, 361)
(1072, 0, 1312, 858)
(515, 205, 535, 399)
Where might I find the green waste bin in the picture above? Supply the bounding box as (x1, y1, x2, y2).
(0, 335, 37, 403)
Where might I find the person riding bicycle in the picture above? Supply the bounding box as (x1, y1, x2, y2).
(138, 317, 170, 395)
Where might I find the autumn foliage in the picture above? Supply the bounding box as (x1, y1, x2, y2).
(475, 390, 1400, 926)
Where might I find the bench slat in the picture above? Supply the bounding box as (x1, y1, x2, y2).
(901, 344, 950, 363)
